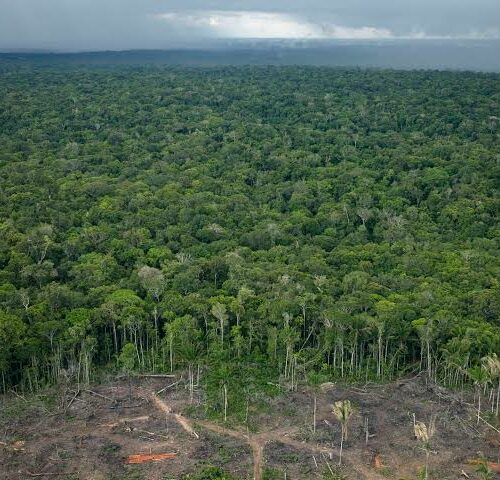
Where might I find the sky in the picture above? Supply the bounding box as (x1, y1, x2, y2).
(1, 0, 500, 51)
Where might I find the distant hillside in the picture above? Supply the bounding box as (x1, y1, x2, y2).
(1, 40, 500, 71)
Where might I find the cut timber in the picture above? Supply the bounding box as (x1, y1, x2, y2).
(125, 453, 176, 464)
(466, 459, 500, 472)
(137, 374, 176, 378)
(372, 453, 384, 469)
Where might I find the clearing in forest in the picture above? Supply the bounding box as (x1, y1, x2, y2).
(0, 375, 499, 480)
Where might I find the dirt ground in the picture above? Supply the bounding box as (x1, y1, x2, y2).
(0, 374, 499, 480)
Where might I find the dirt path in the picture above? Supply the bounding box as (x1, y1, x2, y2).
(152, 394, 266, 479)
(196, 420, 263, 480)
(149, 393, 386, 480)
(150, 393, 199, 439)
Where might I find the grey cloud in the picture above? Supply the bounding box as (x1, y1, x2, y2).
(1, 0, 499, 51)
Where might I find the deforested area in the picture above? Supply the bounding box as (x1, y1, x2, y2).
(0, 65, 499, 479)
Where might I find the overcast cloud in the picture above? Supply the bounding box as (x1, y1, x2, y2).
(1, 0, 500, 51)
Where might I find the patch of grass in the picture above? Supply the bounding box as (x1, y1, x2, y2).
(0, 386, 65, 426)
(0, 396, 45, 422)
(183, 403, 201, 418)
(99, 440, 121, 457)
(121, 467, 145, 480)
(380, 466, 394, 477)
(286, 406, 300, 418)
(181, 466, 239, 479)
(203, 356, 281, 424)
(262, 467, 282, 480)
(322, 465, 347, 480)
(277, 451, 300, 463)
(216, 444, 236, 463)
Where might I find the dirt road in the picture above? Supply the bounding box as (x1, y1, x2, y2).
(150, 393, 387, 480)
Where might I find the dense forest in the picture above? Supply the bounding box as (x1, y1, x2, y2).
(0, 65, 499, 418)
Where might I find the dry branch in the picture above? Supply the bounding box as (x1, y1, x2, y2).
(99, 415, 150, 428)
(64, 389, 80, 411)
(157, 377, 183, 395)
(132, 428, 169, 440)
(25, 472, 75, 477)
(476, 414, 500, 434)
(83, 389, 115, 403)
(9, 390, 28, 402)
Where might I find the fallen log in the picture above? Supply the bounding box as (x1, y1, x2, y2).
(25, 472, 74, 477)
(132, 428, 169, 440)
(65, 389, 80, 411)
(83, 389, 115, 403)
(477, 415, 500, 434)
(100, 415, 150, 428)
(125, 453, 177, 464)
(157, 377, 183, 395)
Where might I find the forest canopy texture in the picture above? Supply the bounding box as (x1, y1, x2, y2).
(0, 65, 499, 401)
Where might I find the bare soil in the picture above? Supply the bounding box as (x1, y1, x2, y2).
(0, 374, 499, 479)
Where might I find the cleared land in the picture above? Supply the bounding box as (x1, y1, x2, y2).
(0, 375, 499, 479)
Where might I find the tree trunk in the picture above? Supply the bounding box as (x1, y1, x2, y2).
(424, 449, 429, 480)
(313, 395, 317, 433)
(378, 330, 383, 378)
(426, 339, 431, 378)
(223, 384, 228, 422)
(220, 318, 224, 347)
(496, 380, 500, 417)
(477, 389, 481, 425)
(112, 321, 118, 354)
(169, 336, 174, 373)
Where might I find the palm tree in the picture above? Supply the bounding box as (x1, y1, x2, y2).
(414, 417, 436, 480)
(468, 366, 490, 425)
(332, 400, 354, 466)
(308, 372, 323, 434)
(482, 354, 500, 416)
